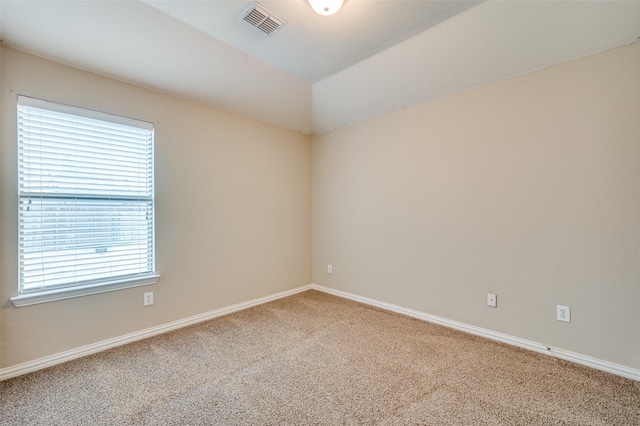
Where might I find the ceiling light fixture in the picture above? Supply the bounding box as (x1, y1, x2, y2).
(304, 0, 348, 16)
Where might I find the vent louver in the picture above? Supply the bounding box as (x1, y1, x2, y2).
(241, 2, 287, 36)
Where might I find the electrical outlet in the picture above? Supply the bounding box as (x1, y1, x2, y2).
(557, 305, 570, 322)
(144, 292, 154, 306)
(327, 264, 332, 274)
(487, 293, 497, 308)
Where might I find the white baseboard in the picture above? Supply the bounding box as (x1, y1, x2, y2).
(310, 284, 640, 382)
(0, 284, 313, 381)
(2, 283, 637, 382)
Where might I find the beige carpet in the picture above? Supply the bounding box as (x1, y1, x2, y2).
(1, 290, 638, 425)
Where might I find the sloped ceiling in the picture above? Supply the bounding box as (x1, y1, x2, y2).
(313, 1, 640, 133)
(1, 1, 640, 135)
(0, 0, 313, 133)
(142, 0, 479, 83)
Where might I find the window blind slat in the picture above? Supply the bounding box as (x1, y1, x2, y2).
(19, 137, 151, 158)
(20, 148, 150, 166)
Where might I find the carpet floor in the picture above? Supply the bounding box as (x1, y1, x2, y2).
(1, 290, 639, 425)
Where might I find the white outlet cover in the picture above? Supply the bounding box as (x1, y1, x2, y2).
(144, 292, 154, 306)
(557, 305, 571, 322)
(487, 293, 497, 308)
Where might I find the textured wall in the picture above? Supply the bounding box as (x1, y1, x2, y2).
(0, 47, 312, 368)
(312, 42, 640, 369)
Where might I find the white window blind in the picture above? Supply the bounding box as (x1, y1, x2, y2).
(17, 96, 156, 296)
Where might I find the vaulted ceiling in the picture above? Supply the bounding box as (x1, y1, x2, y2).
(2, 1, 640, 134)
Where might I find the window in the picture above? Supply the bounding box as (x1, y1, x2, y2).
(11, 96, 159, 307)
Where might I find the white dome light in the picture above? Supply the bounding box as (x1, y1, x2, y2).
(304, 0, 348, 16)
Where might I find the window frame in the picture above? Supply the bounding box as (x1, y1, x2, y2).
(10, 96, 160, 307)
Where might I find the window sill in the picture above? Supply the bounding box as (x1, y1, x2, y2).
(10, 274, 161, 307)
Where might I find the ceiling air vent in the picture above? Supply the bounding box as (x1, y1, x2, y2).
(241, 2, 287, 36)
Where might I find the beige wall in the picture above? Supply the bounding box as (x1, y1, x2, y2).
(0, 47, 312, 368)
(0, 44, 3, 369)
(2, 41, 639, 373)
(312, 42, 640, 369)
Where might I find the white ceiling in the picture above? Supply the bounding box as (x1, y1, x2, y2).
(142, 0, 479, 83)
(1, 1, 640, 135)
